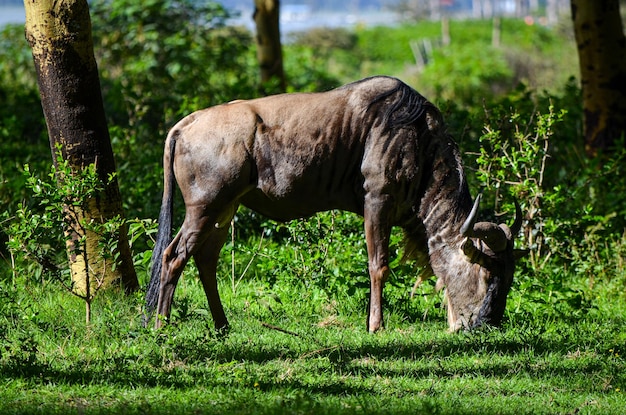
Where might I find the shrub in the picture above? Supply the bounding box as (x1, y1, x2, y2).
(0, 24, 45, 145)
(468, 88, 626, 320)
(418, 43, 514, 106)
(3, 151, 156, 322)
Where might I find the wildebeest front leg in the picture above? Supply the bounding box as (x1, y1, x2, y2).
(194, 225, 230, 333)
(364, 194, 392, 333)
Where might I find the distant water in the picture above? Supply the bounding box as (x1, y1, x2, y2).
(0, 4, 396, 32)
(232, 8, 398, 36)
(0, 6, 25, 27)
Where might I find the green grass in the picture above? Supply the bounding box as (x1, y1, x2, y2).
(1, 271, 624, 415)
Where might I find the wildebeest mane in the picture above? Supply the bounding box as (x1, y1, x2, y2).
(366, 77, 439, 130)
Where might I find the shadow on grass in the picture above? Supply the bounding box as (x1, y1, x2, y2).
(2, 315, 624, 394)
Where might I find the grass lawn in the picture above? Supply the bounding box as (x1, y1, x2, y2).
(1, 276, 624, 415)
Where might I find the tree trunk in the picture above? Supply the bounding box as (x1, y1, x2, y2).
(492, 16, 501, 48)
(473, 0, 494, 18)
(441, 16, 450, 47)
(24, 0, 138, 294)
(546, 0, 559, 25)
(571, 0, 626, 155)
(253, 0, 286, 92)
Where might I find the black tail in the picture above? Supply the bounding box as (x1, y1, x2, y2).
(144, 134, 177, 323)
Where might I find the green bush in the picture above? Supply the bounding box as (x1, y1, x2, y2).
(461, 86, 626, 321)
(419, 43, 513, 105)
(91, 0, 255, 131)
(0, 24, 45, 143)
(0, 24, 51, 262)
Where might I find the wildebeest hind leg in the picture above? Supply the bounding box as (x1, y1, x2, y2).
(155, 209, 213, 328)
(194, 225, 231, 333)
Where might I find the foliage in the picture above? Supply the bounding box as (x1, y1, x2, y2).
(2, 150, 156, 323)
(0, 24, 50, 233)
(463, 86, 626, 321)
(0, 24, 43, 145)
(280, 46, 341, 94)
(286, 28, 357, 87)
(474, 102, 565, 257)
(91, 0, 254, 131)
(420, 43, 513, 105)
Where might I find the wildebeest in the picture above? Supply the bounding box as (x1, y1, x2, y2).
(145, 76, 525, 332)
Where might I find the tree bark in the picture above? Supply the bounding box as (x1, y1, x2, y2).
(253, 0, 286, 92)
(24, 0, 138, 294)
(571, 0, 626, 155)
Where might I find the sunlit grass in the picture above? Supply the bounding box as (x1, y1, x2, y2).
(1, 268, 624, 415)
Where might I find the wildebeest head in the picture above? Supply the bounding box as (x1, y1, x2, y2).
(435, 194, 525, 331)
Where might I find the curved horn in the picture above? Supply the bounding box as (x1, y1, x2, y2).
(460, 193, 482, 236)
(460, 193, 509, 252)
(510, 200, 523, 236)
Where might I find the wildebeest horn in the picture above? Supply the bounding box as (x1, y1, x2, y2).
(460, 193, 482, 237)
(460, 193, 508, 252)
(510, 200, 523, 236)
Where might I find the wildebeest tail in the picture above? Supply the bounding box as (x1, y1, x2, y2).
(144, 133, 177, 322)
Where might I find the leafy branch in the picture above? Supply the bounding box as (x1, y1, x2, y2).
(473, 103, 565, 268)
(5, 149, 123, 324)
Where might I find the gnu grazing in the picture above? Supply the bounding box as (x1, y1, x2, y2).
(145, 76, 525, 332)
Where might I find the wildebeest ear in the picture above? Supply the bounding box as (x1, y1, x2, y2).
(462, 237, 494, 268)
(513, 249, 529, 260)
